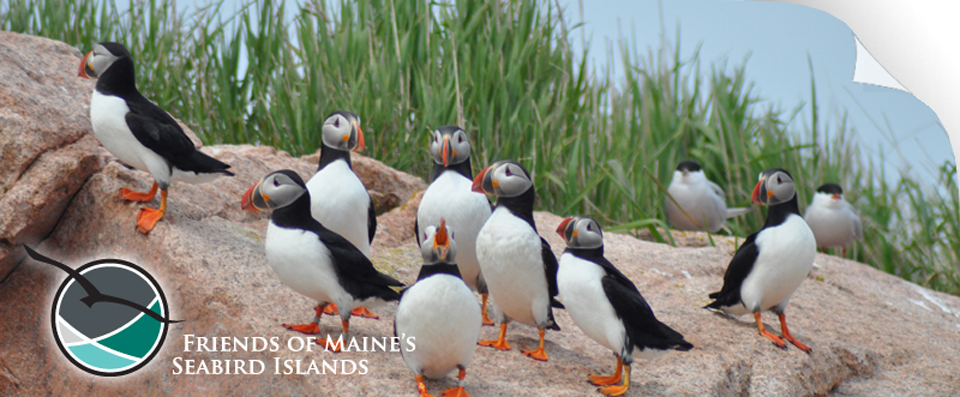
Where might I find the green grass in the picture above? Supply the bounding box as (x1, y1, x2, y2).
(4, 0, 958, 295)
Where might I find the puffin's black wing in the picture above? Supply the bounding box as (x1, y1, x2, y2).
(705, 232, 760, 310)
(367, 194, 377, 244)
(124, 95, 232, 175)
(541, 237, 564, 308)
(602, 273, 692, 352)
(413, 217, 421, 245)
(318, 229, 403, 301)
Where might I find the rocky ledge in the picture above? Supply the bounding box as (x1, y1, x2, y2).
(0, 31, 958, 396)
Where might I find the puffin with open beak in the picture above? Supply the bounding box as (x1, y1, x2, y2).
(242, 170, 403, 348)
(472, 160, 563, 362)
(78, 42, 233, 234)
(416, 126, 494, 326)
(396, 219, 482, 397)
(804, 183, 863, 257)
(304, 110, 379, 319)
(664, 160, 753, 233)
(557, 216, 693, 396)
(705, 168, 816, 353)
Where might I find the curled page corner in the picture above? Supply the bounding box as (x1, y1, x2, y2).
(853, 36, 908, 92)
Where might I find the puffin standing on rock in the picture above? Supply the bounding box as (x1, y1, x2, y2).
(664, 160, 752, 233)
(416, 126, 494, 325)
(305, 111, 379, 319)
(804, 183, 863, 257)
(241, 170, 403, 348)
(557, 216, 693, 396)
(78, 42, 233, 234)
(473, 160, 563, 362)
(396, 219, 481, 397)
(705, 168, 815, 353)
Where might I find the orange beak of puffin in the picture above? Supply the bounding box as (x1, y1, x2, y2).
(78, 51, 92, 79)
(471, 165, 491, 194)
(556, 218, 573, 241)
(434, 218, 450, 260)
(241, 182, 260, 211)
(352, 122, 365, 153)
(441, 136, 452, 167)
(751, 178, 765, 205)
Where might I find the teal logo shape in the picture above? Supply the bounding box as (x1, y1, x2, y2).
(26, 246, 179, 376)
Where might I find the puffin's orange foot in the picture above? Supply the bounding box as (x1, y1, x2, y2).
(350, 307, 379, 319)
(323, 303, 340, 315)
(440, 386, 469, 397)
(136, 207, 165, 234)
(598, 383, 629, 396)
(315, 338, 342, 352)
(761, 331, 786, 349)
(478, 337, 511, 351)
(415, 375, 436, 397)
(521, 347, 548, 361)
(120, 185, 157, 203)
(786, 336, 812, 353)
(481, 312, 495, 326)
(588, 373, 622, 387)
(283, 322, 320, 335)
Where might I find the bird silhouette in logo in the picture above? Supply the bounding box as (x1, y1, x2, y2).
(25, 245, 181, 324)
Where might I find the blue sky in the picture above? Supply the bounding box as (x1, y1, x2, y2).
(564, 0, 953, 184)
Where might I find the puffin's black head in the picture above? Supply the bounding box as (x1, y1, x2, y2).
(241, 170, 307, 211)
(430, 126, 471, 167)
(676, 160, 702, 174)
(556, 216, 604, 249)
(320, 110, 365, 152)
(751, 168, 796, 206)
(78, 42, 131, 79)
(816, 183, 844, 199)
(470, 160, 532, 198)
(420, 218, 457, 265)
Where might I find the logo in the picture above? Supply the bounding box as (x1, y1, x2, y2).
(26, 246, 180, 376)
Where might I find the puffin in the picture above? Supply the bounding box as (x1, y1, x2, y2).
(705, 168, 815, 353)
(78, 42, 233, 234)
(305, 110, 378, 318)
(472, 160, 563, 362)
(665, 160, 752, 233)
(416, 126, 494, 325)
(556, 216, 693, 396)
(804, 183, 863, 257)
(395, 219, 481, 397)
(241, 170, 402, 348)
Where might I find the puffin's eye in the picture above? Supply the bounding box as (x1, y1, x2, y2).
(458, 134, 464, 143)
(777, 176, 782, 184)
(334, 118, 340, 128)
(505, 167, 513, 177)
(273, 178, 280, 187)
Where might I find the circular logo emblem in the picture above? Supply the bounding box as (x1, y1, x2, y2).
(51, 259, 171, 376)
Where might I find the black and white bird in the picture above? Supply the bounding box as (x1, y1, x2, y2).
(705, 168, 815, 353)
(78, 42, 233, 234)
(396, 219, 481, 397)
(241, 170, 402, 348)
(665, 160, 752, 233)
(416, 126, 494, 325)
(804, 183, 863, 257)
(472, 160, 563, 362)
(557, 216, 693, 396)
(305, 111, 378, 318)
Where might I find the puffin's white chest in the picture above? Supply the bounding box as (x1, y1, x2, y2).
(475, 207, 549, 327)
(557, 253, 625, 353)
(90, 91, 168, 179)
(395, 274, 482, 379)
(306, 160, 371, 256)
(736, 214, 816, 314)
(264, 222, 348, 307)
(418, 172, 492, 290)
